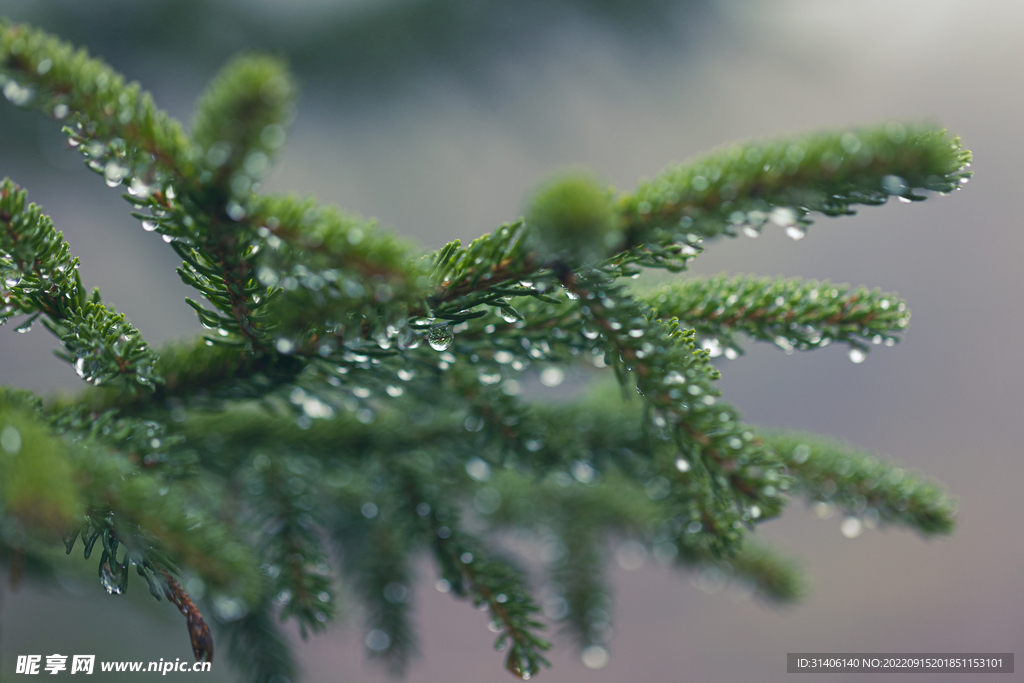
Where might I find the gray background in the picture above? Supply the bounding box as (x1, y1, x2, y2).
(0, 0, 1021, 681)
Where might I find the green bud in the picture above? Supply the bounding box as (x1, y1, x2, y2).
(525, 172, 622, 267)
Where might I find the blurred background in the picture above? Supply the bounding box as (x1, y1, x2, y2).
(1, 0, 1022, 681)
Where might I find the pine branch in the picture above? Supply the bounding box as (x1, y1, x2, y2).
(0, 20, 197, 183)
(618, 125, 971, 252)
(404, 474, 550, 680)
(548, 524, 611, 653)
(332, 504, 419, 677)
(0, 18, 972, 679)
(0, 179, 162, 390)
(487, 464, 804, 608)
(216, 597, 298, 683)
(248, 194, 421, 354)
(642, 274, 909, 358)
(760, 430, 956, 536)
(727, 542, 805, 603)
(565, 268, 788, 557)
(190, 54, 295, 201)
(247, 455, 335, 639)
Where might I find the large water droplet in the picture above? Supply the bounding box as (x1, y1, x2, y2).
(848, 348, 866, 364)
(99, 560, 124, 595)
(4, 272, 23, 288)
(785, 225, 807, 240)
(104, 161, 129, 187)
(426, 325, 453, 351)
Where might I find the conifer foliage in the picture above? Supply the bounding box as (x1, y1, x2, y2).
(0, 21, 966, 682)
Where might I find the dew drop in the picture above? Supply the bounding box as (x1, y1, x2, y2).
(99, 561, 124, 595)
(848, 348, 866, 364)
(426, 325, 454, 351)
(774, 336, 794, 353)
(581, 645, 610, 670)
(665, 370, 686, 385)
(540, 367, 565, 387)
(4, 272, 22, 288)
(103, 161, 129, 187)
(2, 81, 33, 106)
(500, 308, 519, 324)
(128, 178, 152, 199)
(701, 338, 722, 357)
(840, 516, 863, 538)
(365, 629, 391, 652)
(396, 329, 422, 350)
(675, 458, 690, 472)
(785, 225, 807, 241)
(0, 426, 22, 455)
(811, 501, 835, 519)
(769, 206, 797, 227)
(741, 225, 760, 238)
(478, 371, 502, 385)
(881, 175, 908, 196)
